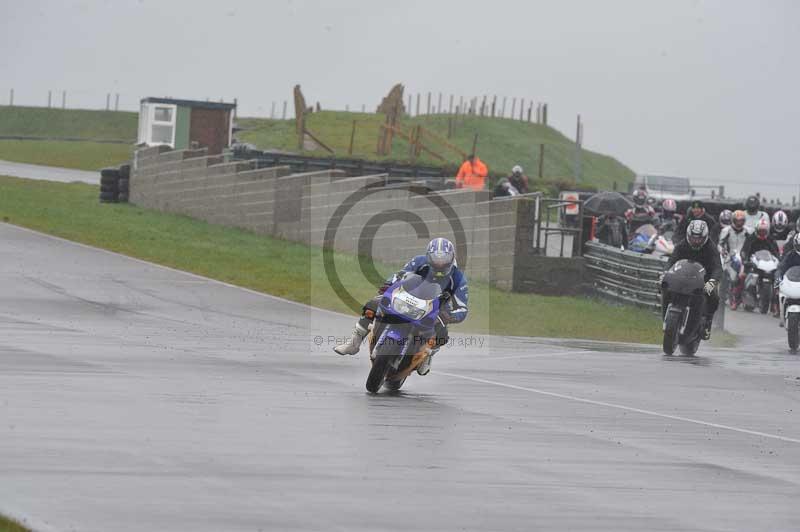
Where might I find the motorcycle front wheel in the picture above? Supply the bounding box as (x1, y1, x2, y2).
(366, 340, 403, 393)
(758, 284, 771, 314)
(788, 314, 799, 353)
(662, 311, 681, 355)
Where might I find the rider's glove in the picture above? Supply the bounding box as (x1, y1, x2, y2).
(704, 280, 717, 296)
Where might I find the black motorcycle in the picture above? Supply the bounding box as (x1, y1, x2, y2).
(661, 259, 707, 356)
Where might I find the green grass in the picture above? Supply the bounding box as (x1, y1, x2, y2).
(0, 140, 132, 171)
(0, 106, 137, 140)
(0, 514, 31, 532)
(238, 111, 636, 191)
(0, 176, 660, 343)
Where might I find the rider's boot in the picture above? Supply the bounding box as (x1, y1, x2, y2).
(334, 323, 368, 355)
(701, 315, 713, 341)
(417, 347, 438, 376)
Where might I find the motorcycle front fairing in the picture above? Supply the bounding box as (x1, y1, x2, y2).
(374, 274, 442, 359)
(780, 266, 800, 315)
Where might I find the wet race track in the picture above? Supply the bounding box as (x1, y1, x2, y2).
(1, 222, 799, 532)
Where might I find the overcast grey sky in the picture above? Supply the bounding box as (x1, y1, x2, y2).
(2, 0, 798, 199)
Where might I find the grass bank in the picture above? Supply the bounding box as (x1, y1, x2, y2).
(0, 514, 31, 532)
(0, 176, 660, 343)
(238, 111, 635, 191)
(0, 140, 132, 171)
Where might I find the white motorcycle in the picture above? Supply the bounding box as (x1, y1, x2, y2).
(778, 266, 800, 353)
(743, 250, 779, 314)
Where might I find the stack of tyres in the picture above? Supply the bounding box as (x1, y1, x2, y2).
(99, 168, 120, 203)
(118, 164, 130, 203)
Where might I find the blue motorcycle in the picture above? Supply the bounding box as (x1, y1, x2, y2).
(366, 273, 443, 393)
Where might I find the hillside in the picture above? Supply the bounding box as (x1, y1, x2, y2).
(0, 106, 635, 189)
(0, 106, 137, 141)
(238, 111, 636, 191)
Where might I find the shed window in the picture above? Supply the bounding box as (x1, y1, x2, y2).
(154, 106, 173, 122)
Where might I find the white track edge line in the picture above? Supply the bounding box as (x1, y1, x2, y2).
(438, 371, 800, 445)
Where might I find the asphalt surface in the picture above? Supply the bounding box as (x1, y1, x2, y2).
(0, 159, 99, 184)
(1, 222, 799, 532)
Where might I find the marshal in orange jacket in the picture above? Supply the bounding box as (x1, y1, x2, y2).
(455, 157, 488, 191)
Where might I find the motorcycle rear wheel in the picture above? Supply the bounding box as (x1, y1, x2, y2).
(788, 314, 800, 353)
(679, 337, 700, 356)
(383, 377, 407, 392)
(662, 311, 681, 356)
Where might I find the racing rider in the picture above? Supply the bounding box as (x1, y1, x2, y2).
(665, 220, 722, 341)
(334, 237, 468, 376)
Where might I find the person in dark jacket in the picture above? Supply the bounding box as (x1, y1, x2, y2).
(674, 200, 718, 245)
(596, 213, 628, 249)
(776, 232, 800, 281)
(741, 218, 780, 264)
(665, 220, 723, 340)
(782, 218, 800, 258)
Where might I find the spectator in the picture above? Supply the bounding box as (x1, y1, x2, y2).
(674, 199, 718, 244)
(493, 177, 520, 197)
(597, 213, 628, 249)
(508, 165, 529, 194)
(455, 154, 488, 191)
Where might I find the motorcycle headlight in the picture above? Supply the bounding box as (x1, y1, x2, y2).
(391, 290, 429, 320)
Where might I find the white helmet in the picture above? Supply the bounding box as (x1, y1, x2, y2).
(512, 165, 523, 175)
(772, 210, 788, 232)
(686, 219, 709, 250)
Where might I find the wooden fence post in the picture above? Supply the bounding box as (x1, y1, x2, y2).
(511, 98, 516, 119)
(437, 92, 442, 115)
(416, 93, 421, 116)
(115, 93, 120, 112)
(449, 94, 454, 114)
(348, 120, 356, 155)
(491, 95, 497, 117)
(426, 92, 431, 115)
(501, 96, 507, 117)
(408, 94, 412, 116)
(538, 143, 545, 178)
(543, 103, 548, 125)
(519, 98, 524, 120)
(527, 102, 532, 122)
(282, 100, 287, 119)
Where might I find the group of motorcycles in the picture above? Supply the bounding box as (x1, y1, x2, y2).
(659, 226, 800, 357)
(722, 247, 800, 353)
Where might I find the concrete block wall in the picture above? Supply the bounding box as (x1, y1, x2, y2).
(130, 147, 532, 289)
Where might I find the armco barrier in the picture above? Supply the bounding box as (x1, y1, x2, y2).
(583, 241, 668, 311)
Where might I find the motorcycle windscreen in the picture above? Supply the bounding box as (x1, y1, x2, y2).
(399, 273, 442, 301)
(753, 250, 776, 262)
(785, 266, 800, 283)
(634, 224, 657, 238)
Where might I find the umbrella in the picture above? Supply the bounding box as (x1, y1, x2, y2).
(584, 191, 633, 216)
